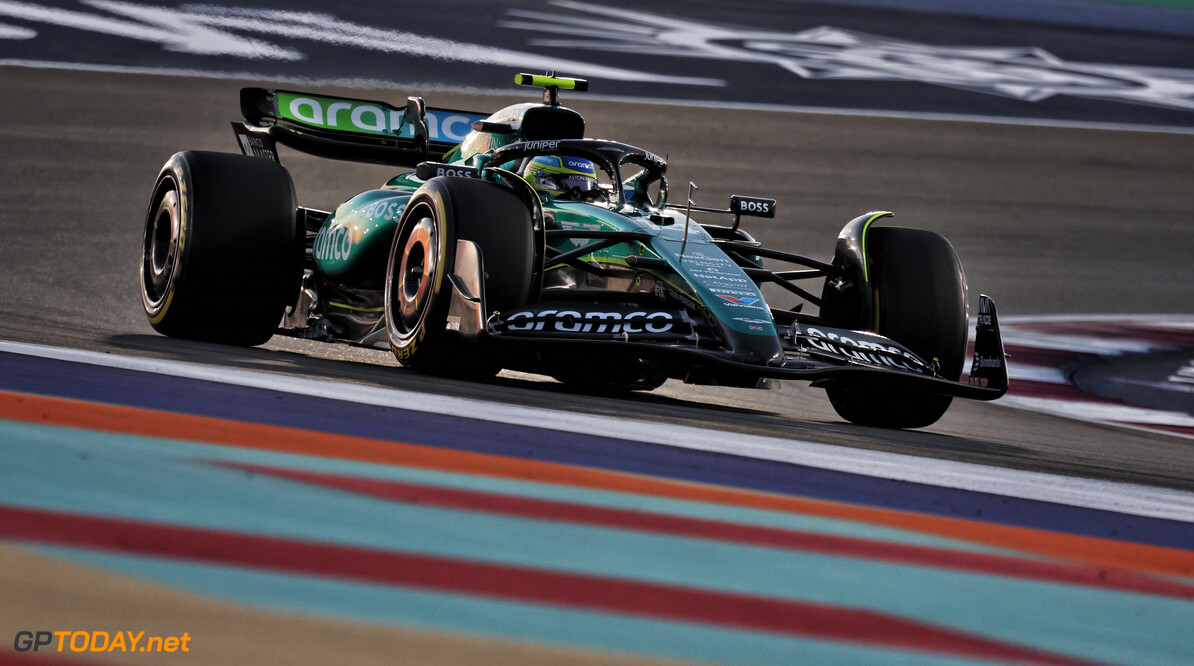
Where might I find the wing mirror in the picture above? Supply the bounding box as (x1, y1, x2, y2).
(729, 195, 776, 219)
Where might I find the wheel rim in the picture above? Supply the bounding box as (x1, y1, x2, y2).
(142, 184, 180, 310)
(393, 215, 438, 334)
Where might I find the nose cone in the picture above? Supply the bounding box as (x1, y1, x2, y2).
(722, 327, 786, 367)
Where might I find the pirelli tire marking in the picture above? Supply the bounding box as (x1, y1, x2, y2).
(144, 168, 188, 326)
(388, 189, 451, 360)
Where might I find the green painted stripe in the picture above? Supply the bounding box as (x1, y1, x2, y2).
(328, 301, 384, 313)
(860, 211, 892, 283)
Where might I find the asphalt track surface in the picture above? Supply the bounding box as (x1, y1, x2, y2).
(6, 0, 1194, 128)
(1, 64, 1193, 492)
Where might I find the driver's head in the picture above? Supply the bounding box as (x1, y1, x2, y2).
(521, 155, 599, 199)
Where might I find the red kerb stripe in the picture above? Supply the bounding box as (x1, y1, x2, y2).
(0, 505, 1097, 666)
(221, 462, 1194, 602)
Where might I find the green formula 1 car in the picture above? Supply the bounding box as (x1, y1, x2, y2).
(140, 73, 1008, 428)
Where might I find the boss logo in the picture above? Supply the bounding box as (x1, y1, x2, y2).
(357, 199, 407, 221)
(731, 195, 777, 218)
(437, 167, 476, 178)
(416, 163, 479, 180)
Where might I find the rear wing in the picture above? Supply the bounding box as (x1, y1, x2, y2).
(233, 88, 489, 167)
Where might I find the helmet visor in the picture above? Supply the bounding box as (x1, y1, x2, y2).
(557, 174, 598, 192)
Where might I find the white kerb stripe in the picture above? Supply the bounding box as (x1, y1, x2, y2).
(3, 340, 1194, 523)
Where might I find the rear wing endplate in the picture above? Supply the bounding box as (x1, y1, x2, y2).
(233, 88, 489, 167)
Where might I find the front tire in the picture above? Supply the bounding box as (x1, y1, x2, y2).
(826, 227, 968, 428)
(140, 151, 300, 346)
(384, 177, 533, 378)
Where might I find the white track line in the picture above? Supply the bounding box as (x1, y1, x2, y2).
(1001, 314, 1194, 326)
(1001, 332, 1164, 355)
(3, 59, 1194, 137)
(3, 340, 1194, 523)
(1006, 365, 1068, 384)
(991, 317, 1194, 438)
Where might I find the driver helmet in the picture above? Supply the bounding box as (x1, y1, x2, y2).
(521, 155, 599, 199)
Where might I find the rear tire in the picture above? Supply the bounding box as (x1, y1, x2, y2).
(384, 177, 533, 378)
(140, 151, 300, 346)
(826, 227, 968, 429)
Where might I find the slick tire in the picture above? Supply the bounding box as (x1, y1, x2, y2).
(140, 151, 301, 346)
(826, 227, 968, 429)
(385, 177, 533, 379)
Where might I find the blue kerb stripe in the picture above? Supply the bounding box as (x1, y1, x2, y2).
(2, 350, 1192, 550)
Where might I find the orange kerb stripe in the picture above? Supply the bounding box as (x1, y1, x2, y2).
(2, 389, 1192, 578)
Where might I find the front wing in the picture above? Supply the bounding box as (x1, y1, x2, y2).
(453, 260, 1008, 400)
(484, 329, 1007, 401)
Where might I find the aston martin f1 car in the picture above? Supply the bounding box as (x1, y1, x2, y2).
(140, 73, 1008, 428)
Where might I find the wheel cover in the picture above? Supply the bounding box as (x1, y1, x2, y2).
(142, 184, 180, 311)
(393, 215, 438, 334)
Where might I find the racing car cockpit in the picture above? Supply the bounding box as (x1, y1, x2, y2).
(481, 138, 669, 211)
(520, 154, 606, 202)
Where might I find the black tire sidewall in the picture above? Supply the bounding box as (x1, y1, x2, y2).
(826, 226, 969, 429)
(870, 227, 968, 382)
(140, 151, 299, 346)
